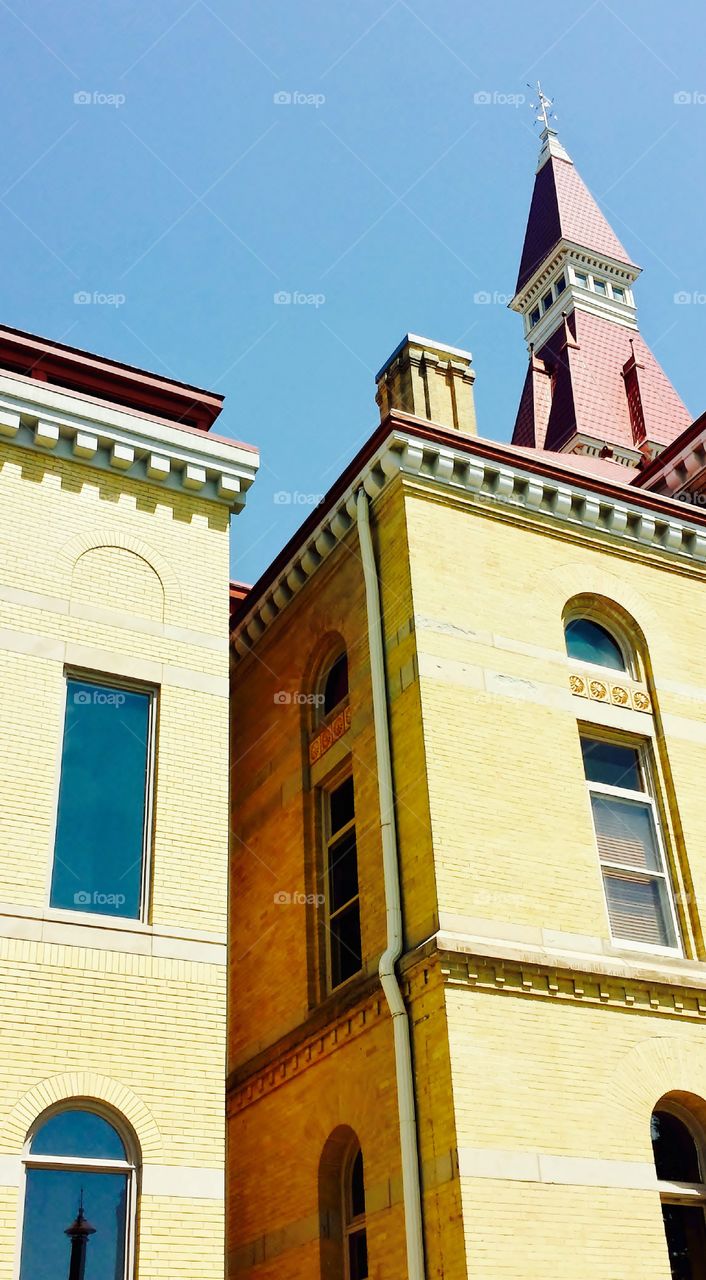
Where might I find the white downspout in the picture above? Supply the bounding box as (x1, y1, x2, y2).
(356, 485, 426, 1280)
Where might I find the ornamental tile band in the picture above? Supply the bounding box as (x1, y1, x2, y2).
(568, 669, 651, 713)
(309, 704, 352, 765)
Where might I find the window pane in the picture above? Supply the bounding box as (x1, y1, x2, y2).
(565, 618, 625, 670)
(329, 777, 354, 835)
(556, 275, 566, 295)
(660, 1204, 706, 1280)
(350, 1149, 366, 1219)
(19, 1168, 127, 1280)
(613, 286, 626, 301)
(594, 279, 607, 295)
(603, 871, 677, 948)
(31, 1110, 125, 1160)
(652, 1111, 702, 1183)
(581, 738, 641, 791)
(348, 1227, 369, 1280)
(591, 794, 661, 871)
(328, 830, 358, 913)
(330, 902, 362, 987)
(323, 654, 348, 715)
(51, 679, 151, 918)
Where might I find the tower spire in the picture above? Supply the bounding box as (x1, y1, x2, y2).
(509, 112, 690, 466)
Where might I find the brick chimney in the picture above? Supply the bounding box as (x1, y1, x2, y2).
(375, 334, 477, 435)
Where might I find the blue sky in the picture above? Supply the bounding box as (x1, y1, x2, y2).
(3, 0, 706, 582)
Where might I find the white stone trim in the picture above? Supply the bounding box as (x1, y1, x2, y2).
(0, 371, 258, 511)
(511, 238, 641, 314)
(232, 426, 706, 657)
(435, 927, 706, 992)
(141, 1164, 224, 1199)
(457, 1147, 657, 1190)
(0, 900, 226, 962)
(0, 628, 229, 696)
(0, 1157, 21, 1187)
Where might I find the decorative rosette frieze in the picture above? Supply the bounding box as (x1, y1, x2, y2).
(309, 703, 352, 765)
(569, 669, 651, 714)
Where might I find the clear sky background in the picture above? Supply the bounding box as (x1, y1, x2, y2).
(2, 0, 706, 583)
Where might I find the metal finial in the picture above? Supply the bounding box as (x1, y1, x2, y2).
(528, 81, 557, 131)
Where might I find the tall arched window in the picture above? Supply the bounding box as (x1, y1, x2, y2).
(651, 1101, 706, 1279)
(319, 1127, 368, 1279)
(565, 616, 627, 671)
(343, 1144, 368, 1280)
(19, 1106, 137, 1280)
(321, 650, 349, 717)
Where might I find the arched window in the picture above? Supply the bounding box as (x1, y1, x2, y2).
(19, 1106, 137, 1280)
(318, 1127, 367, 1279)
(343, 1145, 368, 1280)
(651, 1101, 706, 1278)
(322, 651, 349, 717)
(565, 617, 626, 671)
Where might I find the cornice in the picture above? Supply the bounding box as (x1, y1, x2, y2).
(0, 372, 258, 511)
(227, 982, 386, 1114)
(511, 239, 640, 314)
(232, 421, 706, 658)
(437, 947, 706, 1022)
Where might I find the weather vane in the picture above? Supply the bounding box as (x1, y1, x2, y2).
(528, 82, 557, 131)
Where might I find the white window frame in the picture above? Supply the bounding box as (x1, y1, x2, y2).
(16, 1103, 138, 1280)
(323, 774, 361, 994)
(581, 733, 682, 957)
(46, 669, 158, 924)
(653, 1098, 706, 1278)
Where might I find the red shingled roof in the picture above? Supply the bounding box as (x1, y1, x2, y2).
(512, 309, 691, 454)
(516, 152, 636, 293)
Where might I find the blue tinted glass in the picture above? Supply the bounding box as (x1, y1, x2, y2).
(31, 1110, 125, 1160)
(19, 1168, 127, 1280)
(565, 618, 625, 671)
(581, 737, 641, 791)
(51, 679, 151, 918)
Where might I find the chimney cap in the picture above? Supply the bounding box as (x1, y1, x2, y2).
(375, 333, 473, 382)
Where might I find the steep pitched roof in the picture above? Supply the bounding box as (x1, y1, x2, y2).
(516, 145, 636, 293)
(513, 309, 691, 454)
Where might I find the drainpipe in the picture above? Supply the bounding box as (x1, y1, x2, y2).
(356, 485, 426, 1280)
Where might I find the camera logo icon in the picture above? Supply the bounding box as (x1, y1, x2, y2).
(274, 690, 292, 704)
(73, 690, 92, 705)
(273, 91, 292, 106)
(74, 90, 92, 105)
(73, 890, 92, 905)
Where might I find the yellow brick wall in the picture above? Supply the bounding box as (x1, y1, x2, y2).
(230, 464, 706, 1279)
(229, 481, 429, 1071)
(404, 484, 706, 949)
(403, 479, 706, 1276)
(445, 983, 701, 1278)
(0, 439, 231, 1277)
